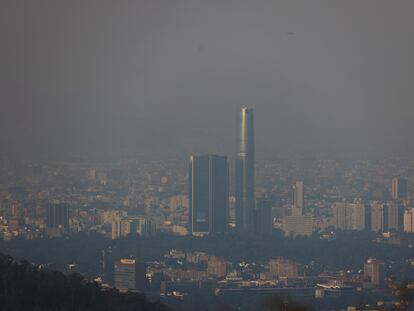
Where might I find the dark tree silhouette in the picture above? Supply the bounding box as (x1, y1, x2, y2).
(0, 253, 169, 311)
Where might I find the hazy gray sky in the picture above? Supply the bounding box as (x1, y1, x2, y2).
(1, 1, 414, 159)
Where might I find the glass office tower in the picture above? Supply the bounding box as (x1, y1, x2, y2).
(189, 154, 229, 235)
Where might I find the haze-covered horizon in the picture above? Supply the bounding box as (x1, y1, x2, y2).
(1, 0, 414, 160)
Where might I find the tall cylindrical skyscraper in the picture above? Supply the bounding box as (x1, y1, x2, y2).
(235, 107, 255, 233)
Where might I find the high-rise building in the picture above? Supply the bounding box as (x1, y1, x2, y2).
(254, 198, 273, 235)
(403, 208, 414, 233)
(352, 203, 366, 230)
(114, 258, 147, 292)
(112, 217, 155, 239)
(365, 205, 372, 231)
(112, 218, 133, 239)
(207, 256, 227, 278)
(387, 202, 405, 232)
(189, 155, 228, 235)
(235, 107, 255, 233)
(370, 203, 388, 232)
(137, 218, 156, 236)
(102, 248, 115, 285)
(46, 202, 69, 229)
(332, 203, 347, 230)
(363, 258, 381, 286)
(292, 181, 304, 216)
(391, 177, 408, 200)
(269, 257, 299, 279)
(332, 202, 365, 231)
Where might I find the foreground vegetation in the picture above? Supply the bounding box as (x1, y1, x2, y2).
(0, 253, 168, 311)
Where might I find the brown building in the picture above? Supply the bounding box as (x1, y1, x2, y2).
(363, 258, 381, 286)
(207, 256, 227, 278)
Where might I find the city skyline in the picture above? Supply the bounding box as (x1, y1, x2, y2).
(1, 1, 414, 310)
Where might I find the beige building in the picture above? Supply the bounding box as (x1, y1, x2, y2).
(207, 256, 227, 278)
(332, 202, 365, 231)
(269, 257, 298, 279)
(169, 195, 189, 210)
(281, 215, 314, 237)
(404, 208, 414, 233)
(292, 181, 304, 216)
(370, 203, 387, 232)
(112, 217, 154, 239)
